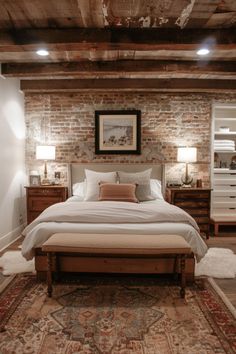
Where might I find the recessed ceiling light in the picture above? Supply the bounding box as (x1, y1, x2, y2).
(36, 49, 49, 56)
(197, 48, 210, 56)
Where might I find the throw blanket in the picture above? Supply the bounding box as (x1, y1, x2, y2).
(22, 200, 199, 236)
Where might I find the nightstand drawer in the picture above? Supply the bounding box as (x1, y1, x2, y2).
(193, 216, 209, 224)
(174, 191, 209, 200)
(25, 186, 68, 224)
(28, 188, 63, 197)
(29, 197, 62, 211)
(166, 187, 211, 239)
(183, 208, 208, 216)
(174, 200, 209, 208)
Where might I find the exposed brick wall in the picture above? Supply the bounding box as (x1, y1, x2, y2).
(25, 92, 236, 186)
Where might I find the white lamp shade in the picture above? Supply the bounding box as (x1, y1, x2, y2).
(36, 145, 55, 160)
(177, 147, 197, 163)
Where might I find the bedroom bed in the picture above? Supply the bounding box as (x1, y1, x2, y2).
(21, 163, 207, 281)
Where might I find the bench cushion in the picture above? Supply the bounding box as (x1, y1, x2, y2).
(42, 233, 192, 255)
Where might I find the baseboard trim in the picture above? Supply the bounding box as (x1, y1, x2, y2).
(0, 224, 25, 252)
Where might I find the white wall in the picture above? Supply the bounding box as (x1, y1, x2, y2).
(0, 74, 26, 250)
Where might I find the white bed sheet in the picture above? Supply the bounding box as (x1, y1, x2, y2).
(21, 199, 207, 260)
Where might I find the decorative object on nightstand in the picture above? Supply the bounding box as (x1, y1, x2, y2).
(29, 170, 41, 186)
(25, 186, 68, 224)
(177, 147, 197, 187)
(36, 145, 56, 185)
(166, 187, 211, 239)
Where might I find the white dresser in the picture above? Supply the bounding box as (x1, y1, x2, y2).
(212, 169, 236, 216)
(211, 104, 236, 234)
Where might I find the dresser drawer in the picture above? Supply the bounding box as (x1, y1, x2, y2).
(212, 196, 236, 202)
(214, 183, 236, 191)
(214, 172, 236, 179)
(212, 201, 236, 208)
(211, 208, 236, 216)
(214, 179, 236, 186)
(28, 188, 64, 197)
(212, 190, 236, 197)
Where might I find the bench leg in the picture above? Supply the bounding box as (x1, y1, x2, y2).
(214, 223, 219, 236)
(47, 252, 53, 297)
(173, 256, 178, 281)
(180, 255, 186, 299)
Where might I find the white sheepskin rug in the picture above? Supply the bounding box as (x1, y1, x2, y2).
(0, 248, 235, 278)
(195, 248, 236, 278)
(0, 251, 35, 275)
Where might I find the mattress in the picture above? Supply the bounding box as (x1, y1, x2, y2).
(21, 199, 208, 260)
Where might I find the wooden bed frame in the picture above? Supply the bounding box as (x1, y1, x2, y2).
(34, 163, 195, 282)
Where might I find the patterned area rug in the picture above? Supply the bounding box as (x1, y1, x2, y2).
(0, 274, 235, 354)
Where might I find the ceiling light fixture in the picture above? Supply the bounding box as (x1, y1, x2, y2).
(36, 49, 49, 56)
(197, 48, 210, 56)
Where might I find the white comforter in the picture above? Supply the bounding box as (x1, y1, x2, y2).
(21, 199, 207, 260)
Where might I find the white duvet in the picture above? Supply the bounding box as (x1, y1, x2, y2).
(21, 199, 207, 260)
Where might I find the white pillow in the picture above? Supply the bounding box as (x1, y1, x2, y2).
(67, 195, 84, 202)
(150, 179, 164, 200)
(72, 181, 86, 199)
(84, 169, 117, 201)
(118, 169, 153, 201)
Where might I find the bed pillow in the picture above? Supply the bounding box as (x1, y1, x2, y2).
(150, 179, 164, 200)
(117, 169, 154, 201)
(84, 169, 117, 201)
(72, 180, 86, 199)
(99, 182, 138, 203)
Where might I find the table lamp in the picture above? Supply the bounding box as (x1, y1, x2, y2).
(177, 147, 197, 187)
(36, 145, 55, 185)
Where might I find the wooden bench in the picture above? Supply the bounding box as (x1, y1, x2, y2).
(211, 216, 236, 236)
(42, 233, 192, 299)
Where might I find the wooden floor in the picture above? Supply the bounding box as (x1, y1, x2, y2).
(1, 228, 236, 308)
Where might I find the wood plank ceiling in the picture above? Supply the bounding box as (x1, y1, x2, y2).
(0, 0, 236, 91)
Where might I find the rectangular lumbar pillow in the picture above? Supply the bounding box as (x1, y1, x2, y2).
(117, 169, 154, 201)
(84, 169, 117, 201)
(99, 182, 138, 203)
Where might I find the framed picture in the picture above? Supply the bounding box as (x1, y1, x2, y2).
(29, 175, 41, 186)
(95, 110, 141, 154)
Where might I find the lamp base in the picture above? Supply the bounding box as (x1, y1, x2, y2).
(41, 178, 51, 186)
(181, 183, 192, 188)
(181, 175, 193, 188)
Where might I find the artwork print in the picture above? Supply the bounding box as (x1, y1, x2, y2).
(95, 110, 141, 154)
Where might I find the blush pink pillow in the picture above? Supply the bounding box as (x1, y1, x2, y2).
(99, 183, 138, 203)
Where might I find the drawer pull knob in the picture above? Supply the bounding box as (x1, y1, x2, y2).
(229, 207, 236, 210)
(229, 196, 236, 198)
(230, 185, 236, 187)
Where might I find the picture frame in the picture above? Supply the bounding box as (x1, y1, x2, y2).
(95, 110, 141, 154)
(29, 175, 41, 186)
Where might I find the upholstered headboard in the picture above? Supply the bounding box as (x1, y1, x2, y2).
(69, 163, 165, 196)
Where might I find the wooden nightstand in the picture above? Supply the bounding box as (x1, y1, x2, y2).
(166, 187, 211, 239)
(25, 186, 68, 224)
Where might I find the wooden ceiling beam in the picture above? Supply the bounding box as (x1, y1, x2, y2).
(3, 60, 236, 79)
(20, 78, 236, 93)
(0, 28, 235, 51)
